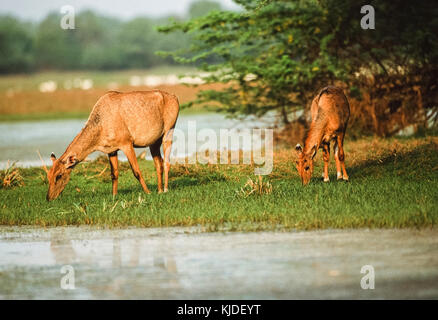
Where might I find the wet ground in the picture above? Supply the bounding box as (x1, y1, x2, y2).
(0, 226, 437, 299)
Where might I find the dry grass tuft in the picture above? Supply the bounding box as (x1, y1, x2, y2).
(1, 161, 24, 189)
(237, 175, 272, 198)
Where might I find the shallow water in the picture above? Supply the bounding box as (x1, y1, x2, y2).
(0, 227, 437, 299)
(0, 113, 275, 169)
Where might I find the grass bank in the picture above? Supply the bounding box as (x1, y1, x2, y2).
(1, 137, 437, 231)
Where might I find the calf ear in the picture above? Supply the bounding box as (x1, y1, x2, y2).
(295, 143, 303, 154)
(310, 145, 317, 159)
(65, 155, 78, 169)
(50, 153, 56, 163)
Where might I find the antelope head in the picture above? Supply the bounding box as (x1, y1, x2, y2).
(46, 153, 77, 201)
(295, 143, 316, 186)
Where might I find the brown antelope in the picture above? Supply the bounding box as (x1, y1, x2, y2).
(295, 86, 350, 185)
(45, 90, 179, 201)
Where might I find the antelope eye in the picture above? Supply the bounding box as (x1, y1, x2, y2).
(295, 161, 299, 164)
(305, 166, 310, 171)
(56, 174, 62, 181)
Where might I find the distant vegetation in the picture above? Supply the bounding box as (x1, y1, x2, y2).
(0, 0, 223, 73)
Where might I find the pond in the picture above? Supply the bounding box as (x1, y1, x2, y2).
(0, 227, 437, 299)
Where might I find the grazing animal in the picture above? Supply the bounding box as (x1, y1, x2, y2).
(295, 86, 350, 185)
(45, 90, 179, 201)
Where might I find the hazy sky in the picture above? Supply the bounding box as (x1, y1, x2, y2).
(0, 0, 241, 21)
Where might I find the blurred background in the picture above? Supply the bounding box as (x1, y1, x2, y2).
(0, 0, 239, 72)
(0, 0, 238, 119)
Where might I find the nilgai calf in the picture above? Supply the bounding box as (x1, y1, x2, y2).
(295, 86, 350, 185)
(46, 90, 179, 201)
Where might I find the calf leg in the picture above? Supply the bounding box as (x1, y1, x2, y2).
(150, 138, 164, 193)
(108, 151, 119, 195)
(334, 141, 343, 180)
(122, 144, 151, 194)
(162, 128, 174, 193)
(322, 142, 330, 182)
(336, 133, 349, 181)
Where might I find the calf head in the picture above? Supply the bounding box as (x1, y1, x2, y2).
(295, 144, 316, 186)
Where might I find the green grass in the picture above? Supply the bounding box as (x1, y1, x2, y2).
(1, 137, 437, 231)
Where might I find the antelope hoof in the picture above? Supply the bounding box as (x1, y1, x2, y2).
(343, 176, 349, 182)
(158, 190, 163, 194)
(163, 188, 168, 193)
(323, 177, 330, 183)
(337, 172, 343, 180)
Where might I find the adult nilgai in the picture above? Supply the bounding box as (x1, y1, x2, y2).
(295, 86, 350, 185)
(45, 90, 179, 201)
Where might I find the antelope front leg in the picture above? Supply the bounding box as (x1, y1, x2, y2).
(122, 144, 151, 194)
(322, 143, 330, 182)
(108, 152, 119, 195)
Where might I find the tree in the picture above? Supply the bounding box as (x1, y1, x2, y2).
(118, 17, 175, 69)
(0, 16, 35, 73)
(0, 10, 192, 73)
(159, 0, 350, 124)
(76, 11, 123, 69)
(188, 0, 222, 19)
(159, 0, 438, 136)
(35, 13, 82, 69)
(320, 0, 438, 136)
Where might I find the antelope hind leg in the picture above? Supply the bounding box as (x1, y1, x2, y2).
(122, 144, 151, 194)
(162, 128, 174, 193)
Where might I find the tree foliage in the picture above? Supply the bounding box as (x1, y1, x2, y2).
(159, 0, 438, 136)
(0, 16, 35, 73)
(0, 3, 211, 72)
(189, 0, 222, 19)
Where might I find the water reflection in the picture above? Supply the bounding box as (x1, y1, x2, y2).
(46, 232, 181, 298)
(49, 233, 76, 265)
(2, 227, 437, 299)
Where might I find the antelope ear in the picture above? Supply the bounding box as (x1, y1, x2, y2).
(50, 153, 56, 163)
(65, 155, 78, 169)
(295, 143, 303, 154)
